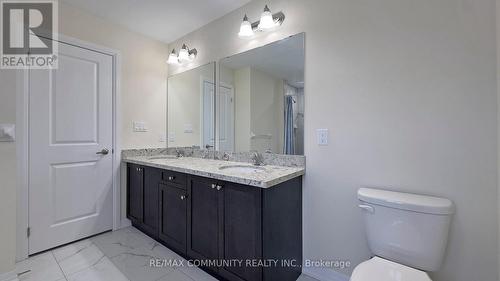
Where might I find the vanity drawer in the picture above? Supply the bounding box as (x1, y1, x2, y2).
(162, 170, 187, 187)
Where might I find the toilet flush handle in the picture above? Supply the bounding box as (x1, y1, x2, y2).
(358, 204, 375, 214)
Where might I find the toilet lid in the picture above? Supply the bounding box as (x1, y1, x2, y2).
(350, 257, 432, 281)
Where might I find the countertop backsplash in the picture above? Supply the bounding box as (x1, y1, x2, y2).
(122, 147, 306, 168)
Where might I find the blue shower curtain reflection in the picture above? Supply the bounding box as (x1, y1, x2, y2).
(284, 95, 295, 155)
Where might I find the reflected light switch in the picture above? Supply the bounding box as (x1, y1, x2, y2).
(184, 124, 193, 133)
(169, 132, 175, 142)
(0, 124, 15, 142)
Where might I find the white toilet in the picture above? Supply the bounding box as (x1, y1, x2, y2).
(351, 188, 455, 281)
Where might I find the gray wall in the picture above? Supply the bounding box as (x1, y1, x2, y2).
(0, 69, 18, 274)
(169, 0, 498, 280)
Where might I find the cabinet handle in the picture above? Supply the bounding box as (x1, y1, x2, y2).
(216, 185, 223, 191)
(136, 167, 142, 172)
(168, 176, 175, 181)
(211, 183, 216, 189)
(180, 195, 186, 200)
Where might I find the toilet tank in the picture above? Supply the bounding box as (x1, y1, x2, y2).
(358, 188, 454, 272)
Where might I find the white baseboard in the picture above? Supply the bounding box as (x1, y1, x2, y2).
(0, 270, 19, 281)
(302, 267, 350, 281)
(119, 218, 132, 229)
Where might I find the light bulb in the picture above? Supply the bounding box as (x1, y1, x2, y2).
(167, 49, 178, 65)
(258, 5, 275, 30)
(238, 14, 254, 37)
(178, 44, 190, 63)
(189, 52, 196, 61)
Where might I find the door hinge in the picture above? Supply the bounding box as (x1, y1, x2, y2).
(27, 227, 31, 237)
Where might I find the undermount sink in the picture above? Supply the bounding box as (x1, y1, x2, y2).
(148, 155, 178, 160)
(219, 165, 266, 174)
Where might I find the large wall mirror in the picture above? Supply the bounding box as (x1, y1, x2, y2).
(218, 33, 305, 155)
(168, 62, 216, 150)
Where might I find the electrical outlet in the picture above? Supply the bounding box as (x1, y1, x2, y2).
(317, 129, 328, 145)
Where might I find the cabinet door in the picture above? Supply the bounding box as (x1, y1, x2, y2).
(159, 183, 187, 254)
(142, 167, 161, 237)
(127, 164, 144, 223)
(187, 176, 222, 273)
(219, 182, 263, 281)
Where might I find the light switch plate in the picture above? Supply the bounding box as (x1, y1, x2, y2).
(133, 121, 148, 132)
(168, 132, 175, 142)
(0, 124, 15, 142)
(184, 124, 193, 133)
(317, 129, 328, 146)
(159, 134, 166, 142)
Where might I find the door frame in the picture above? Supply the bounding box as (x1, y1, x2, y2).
(199, 76, 215, 149)
(15, 34, 122, 261)
(217, 82, 235, 152)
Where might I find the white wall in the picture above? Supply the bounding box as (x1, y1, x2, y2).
(234, 67, 252, 152)
(222, 66, 284, 153)
(168, 63, 214, 147)
(250, 68, 282, 153)
(0, 69, 18, 275)
(168, 0, 498, 280)
(59, 2, 169, 149)
(497, 0, 500, 277)
(0, 2, 169, 274)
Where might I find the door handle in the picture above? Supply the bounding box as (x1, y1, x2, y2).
(96, 148, 109, 155)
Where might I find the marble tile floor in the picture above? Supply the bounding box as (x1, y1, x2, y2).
(15, 227, 320, 281)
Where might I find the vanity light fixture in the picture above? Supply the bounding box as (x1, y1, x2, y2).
(258, 5, 275, 30)
(167, 49, 179, 65)
(238, 15, 254, 37)
(238, 5, 285, 38)
(167, 44, 198, 65)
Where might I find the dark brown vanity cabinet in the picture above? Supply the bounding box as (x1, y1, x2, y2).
(127, 164, 144, 223)
(159, 182, 187, 254)
(127, 163, 302, 281)
(186, 175, 303, 281)
(126, 164, 161, 239)
(219, 181, 263, 281)
(186, 176, 223, 273)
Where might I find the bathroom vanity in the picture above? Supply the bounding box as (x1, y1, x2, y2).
(124, 32, 306, 281)
(124, 154, 304, 281)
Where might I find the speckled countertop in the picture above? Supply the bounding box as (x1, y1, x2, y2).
(123, 155, 305, 188)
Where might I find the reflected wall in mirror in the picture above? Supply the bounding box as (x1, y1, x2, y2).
(168, 62, 216, 150)
(218, 33, 305, 155)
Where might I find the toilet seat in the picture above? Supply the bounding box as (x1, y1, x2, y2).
(350, 257, 432, 281)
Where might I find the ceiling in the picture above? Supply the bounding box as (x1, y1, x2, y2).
(62, 0, 251, 43)
(220, 33, 305, 88)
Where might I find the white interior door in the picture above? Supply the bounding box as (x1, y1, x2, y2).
(218, 85, 234, 152)
(29, 41, 114, 254)
(202, 80, 215, 149)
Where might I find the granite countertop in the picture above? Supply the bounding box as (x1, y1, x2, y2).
(123, 155, 305, 188)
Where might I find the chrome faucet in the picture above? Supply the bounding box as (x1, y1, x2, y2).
(175, 148, 185, 158)
(251, 151, 265, 166)
(222, 152, 230, 161)
(202, 150, 211, 159)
